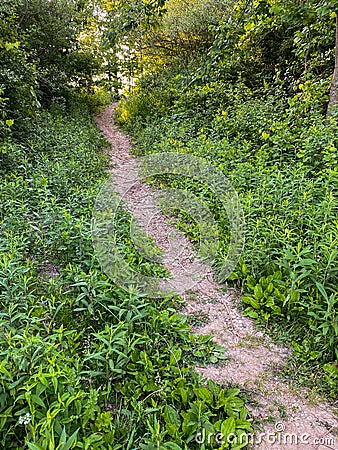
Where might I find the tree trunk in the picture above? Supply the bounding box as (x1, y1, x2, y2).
(19, 0, 30, 26)
(327, 13, 338, 116)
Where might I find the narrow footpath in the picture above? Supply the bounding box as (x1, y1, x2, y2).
(95, 104, 338, 450)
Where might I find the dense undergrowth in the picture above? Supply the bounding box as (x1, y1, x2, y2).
(116, 67, 338, 398)
(2, 1, 338, 447)
(0, 99, 252, 449)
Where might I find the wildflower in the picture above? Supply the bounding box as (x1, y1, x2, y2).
(18, 413, 31, 425)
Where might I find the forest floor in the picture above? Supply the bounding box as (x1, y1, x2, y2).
(95, 104, 338, 449)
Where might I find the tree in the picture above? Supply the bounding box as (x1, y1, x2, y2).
(16, 0, 97, 104)
(268, 0, 338, 113)
(206, 0, 338, 111)
(104, 0, 168, 81)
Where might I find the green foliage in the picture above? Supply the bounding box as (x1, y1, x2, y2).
(0, 103, 251, 448)
(104, 0, 167, 81)
(118, 45, 338, 396)
(148, 0, 233, 56)
(4, 1, 338, 446)
(200, 0, 335, 92)
(0, 0, 117, 138)
(17, 0, 118, 105)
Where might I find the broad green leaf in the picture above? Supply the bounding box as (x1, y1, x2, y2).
(164, 405, 181, 428)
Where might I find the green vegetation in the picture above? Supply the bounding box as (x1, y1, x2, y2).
(1, 0, 338, 448)
(0, 2, 252, 448)
(0, 101, 251, 448)
(116, 0, 338, 397)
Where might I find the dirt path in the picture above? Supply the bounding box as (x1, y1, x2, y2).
(95, 104, 338, 449)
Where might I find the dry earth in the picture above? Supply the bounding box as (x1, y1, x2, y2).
(95, 104, 338, 449)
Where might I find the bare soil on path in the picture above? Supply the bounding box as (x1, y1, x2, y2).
(95, 104, 338, 449)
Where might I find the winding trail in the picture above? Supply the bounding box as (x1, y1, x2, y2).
(95, 104, 338, 449)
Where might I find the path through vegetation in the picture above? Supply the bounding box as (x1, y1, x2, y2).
(95, 104, 338, 450)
